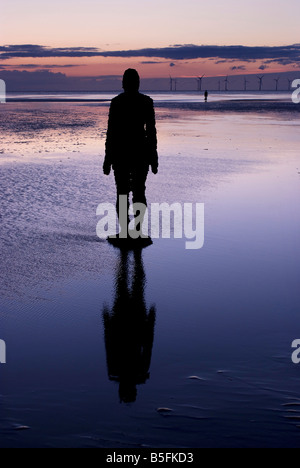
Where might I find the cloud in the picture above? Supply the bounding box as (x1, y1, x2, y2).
(141, 61, 165, 65)
(93, 75, 122, 82)
(0, 63, 80, 70)
(231, 66, 246, 71)
(96, 44, 300, 65)
(263, 58, 297, 66)
(0, 45, 100, 60)
(259, 64, 268, 70)
(140, 60, 176, 67)
(1, 44, 300, 66)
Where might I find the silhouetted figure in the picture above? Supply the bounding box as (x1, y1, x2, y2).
(204, 90, 208, 102)
(103, 69, 158, 237)
(103, 249, 156, 403)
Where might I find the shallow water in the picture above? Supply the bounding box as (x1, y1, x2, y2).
(0, 101, 300, 447)
(6, 91, 292, 102)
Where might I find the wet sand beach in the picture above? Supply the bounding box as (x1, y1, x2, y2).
(0, 94, 300, 447)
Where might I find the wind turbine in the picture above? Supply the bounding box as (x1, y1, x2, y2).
(170, 76, 176, 92)
(274, 77, 280, 92)
(244, 78, 249, 91)
(224, 76, 230, 92)
(287, 78, 293, 91)
(174, 78, 178, 92)
(197, 74, 205, 92)
(257, 75, 264, 92)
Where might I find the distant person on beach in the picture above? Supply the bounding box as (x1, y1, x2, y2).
(103, 69, 158, 237)
(204, 90, 208, 102)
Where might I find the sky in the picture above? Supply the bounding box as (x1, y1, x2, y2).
(1, 0, 300, 89)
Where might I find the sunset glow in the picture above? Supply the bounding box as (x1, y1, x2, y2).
(1, 0, 300, 84)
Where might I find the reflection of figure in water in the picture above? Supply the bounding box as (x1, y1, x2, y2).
(103, 69, 158, 237)
(103, 250, 156, 403)
(204, 90, 208, 102)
